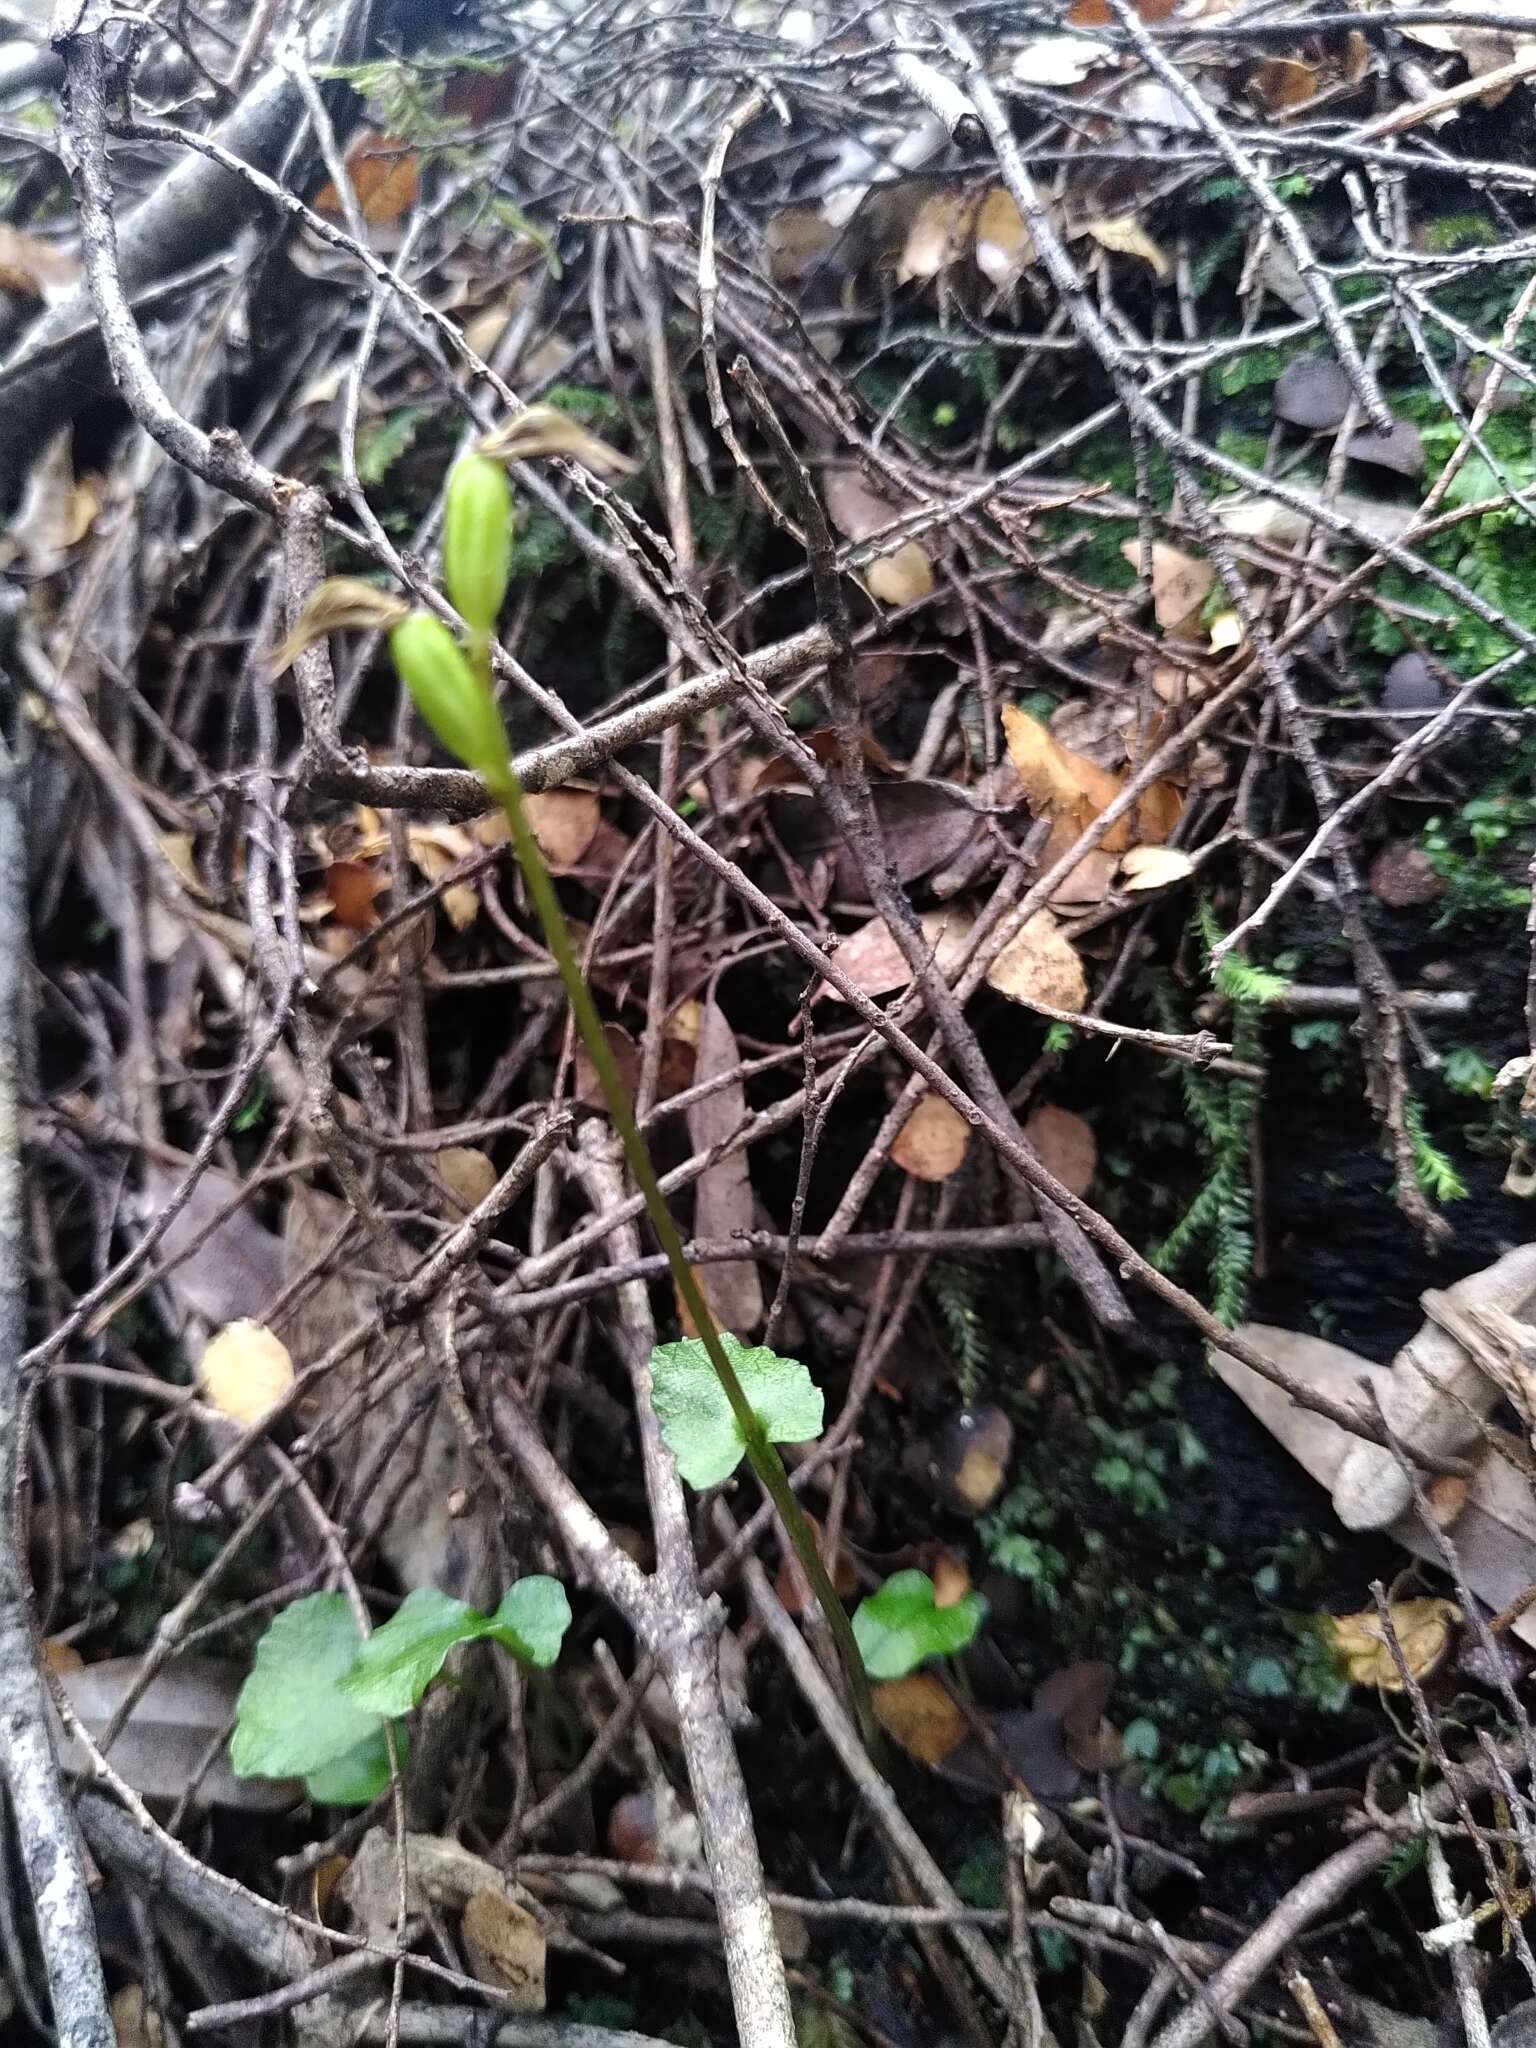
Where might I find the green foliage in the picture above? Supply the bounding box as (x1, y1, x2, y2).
(1088, 1419, 1171, 1516)
(649, 1334, 823, 1489)
(1422, 794, 1535, 920)
(230, 1594, 395, 1798)
(982, 1479, 1068, 1609)
(1443, 1047, 1496, 1099)
(1404, 1099, 1468, 1204)
(232, 1581, 567, 1803)
(929, 1263, 989, 1403)
(851, 1570, 984, 1679)
(342, 1579, 571, 1718)
(355, 405, 432, 487)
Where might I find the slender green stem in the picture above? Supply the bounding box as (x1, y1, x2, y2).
(484, 762, 876, 1744)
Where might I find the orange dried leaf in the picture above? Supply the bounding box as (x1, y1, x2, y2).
(325, 859, 388, 931)
(1250, 57, 1320, 109)
(872, 1672, 968, 1766)
(316, 133, 420, 224)
(523, 789, 601, 869)
(890, 1093, 971, 1182)
(986, 911, 1088, 1013)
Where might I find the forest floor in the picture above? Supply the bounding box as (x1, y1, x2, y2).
(8, 2, 1536, 2046)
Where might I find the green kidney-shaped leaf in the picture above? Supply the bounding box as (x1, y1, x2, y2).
(486, 1577, 571, 1670)
(649, 1333, 823, 1490)
(852, 1570, 985, 1680)
(231, 1593, 384, 1779)
(303, 1724, 404, 1807)
(342, 1579, 573, 1718)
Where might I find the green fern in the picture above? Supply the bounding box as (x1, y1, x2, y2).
(1405, 1098, 1468, 1204)
(930, 1262, 990, 1403)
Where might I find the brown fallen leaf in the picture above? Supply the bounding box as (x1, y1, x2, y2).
(1023, 1104, 1096, 1199)
(764, 204, 840, 285)
(865, 540, 935, 608)
(52, 1658, 294, 1810)
(985, 912, 1088, 1013)
(436, 1146, 498, 1210)
(1119, 845, 1195, 892)
(935, 1404, 1014, 1514)
(478, 404, 639, 479)
(872, 1672, 968, 1766)
(1003, 703, 1181, 853)
(575, 1021, 639, 1113)
(687, 1000, 764, 1335)
(111, 1985, 168, 2048)
(0, 223, 79, 299)
(1069, 0, 1175, 22)
(408, 822, 480, 932)
(1368, 840, 1444, 909)
(1248, 56, 1320, 109)
(139, 1163, 284, 1328)
(1274, 354, 1353, 431)
(1081, 215, 1170, 279)
(1325, 1598, 1461, 1691)
(315, 133, 420, 224)
(820, 906, 973, 1003)
(325, 858, 389, 932)
(462, 1888, 546, 2009)
(1345, 419, 1425, 480)
(521, 789, 601, 869)
(898, 187, 979, 283)
(197, 1320, 294, 1428)
(891, 1093, 971, 1182)
(974, 185, 1035, 287)
(1121, 541, 1215, 636)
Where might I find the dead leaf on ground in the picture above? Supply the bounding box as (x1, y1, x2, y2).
(0, 224, 79, 299)
(436, 1147, 498, 1210)
(197, 1320, 294, 1428)
(1081, 215, 1170, 279)
(478, 404, 639, 478)
(111, 1985, 168, 2048)
(1036, 1658, 1120, 1770)
(1325, 1598, 1461, 1690)
(821, 470, 936, 607)
(158, 832, 213, 902)
(866, 540, 936, 608)
(522, 789, 601, 869)
(1274, 354, 1352, 431)
(408, 822, 480, 931)
(575, 1021, 639, 1113)
(1002, 702, 1181, 853)
(819, 905, 974, 1003)
(687, 1000, 764, 1336)
(1050, 848, 1119, 911)
(1119, 845, 1195, 892)
(324, 858, 388, 932)
(1024, 1104, 1096, 1198)
(1248, 57, 1320, 110)
(935, 1404, 1014, 1515)
(1069, 0, 1176, 22)
(974, 186, 1036, 287)
(930, 1549, 973, 1609)
(462, 1888, 546, 2009)
(891, 1093, 971, 1182)
(1009, 36, 1115, 87)
(873, 1672, 968, 1766)
(898, 188, 979, 283)
(986, 911, 1088, 1013)
(1369, 840, 1444, 909)
(139, 1163, 284, 1328)
(51, 1658, 293, 1809)
(1345, 419, 1425, 480)
(315, 133, 420, 224)
(764, 205, 841, 285)
(1121, 541, 1215, 634)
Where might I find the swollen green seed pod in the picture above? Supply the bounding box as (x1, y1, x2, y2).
(443, 453, 514, 638)
(389, 611, 512, 786)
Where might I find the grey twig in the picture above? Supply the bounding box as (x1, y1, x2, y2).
(0, 699, 114, 2048)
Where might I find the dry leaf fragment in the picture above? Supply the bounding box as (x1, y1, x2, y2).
(1325, 1598, 1461, 1690)
(197, 1321, 295, 1428)
(872, 1671, 968, 1766)
(1344, 419, 1425, 480)
(269, 578, 410, 675)
(478, 404, 639, 478)
(986, 911, 1088, 1013)
(865, 540, 935, 608)
(898, 188, 978, 282)
(408, 821, 480, 931)
(462, 1887, 546, 2009)
(316, 133, 420, 224)
(111, 1984, 168, 2048)
(891, 1093, 972, 1182)
(687, 1002, 765, 1335)
(324, 858, 388, 932)
(1249, 57, 1320, 110)
(158, 831, 213, 902)
(764, 204, 840, 285)
(1208, 610, 1244, 654)
(1069, 0, 1176, 21)
(820, 905, 973, 1003)
(1009, 36, 1114, 87)
(1121, 541, 1215, 634)
(522, 789, 600, 868)
(974, 185, 1035, 286)
(0, 224, 79, 299)
(1274, 354, 1352, 431)
(1119, 845, 1195, 892)
(436, 1147, 498, 1210)
(1003, 703, 1124, 840)
(1081, 215, 1170, 278)
(1023, 1104, 1096, 1199)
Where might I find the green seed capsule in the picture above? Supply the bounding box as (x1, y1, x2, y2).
(443, 453, 514, 637)
(389, 611, 511, 785)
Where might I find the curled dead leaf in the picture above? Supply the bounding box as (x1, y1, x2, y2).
(865, 539, 935, 608)
(315, 133, 420, 224)
(270, 578, 410, 675)
(1081, 215, 1170, 279)
(974, 186, 1036, 287)
(197, 1321, 295, 1429)
(898, 188, 979, 283)
(478, 404, 638, 478)
(408, 821, 480, 931)
(1120, 541, 1215, 636)
(1325, 1598, 1461, 1690)
(890, 1093, 972, 1182)
(820, 905, 974, 1003)
(1118, 845, 1195, 893)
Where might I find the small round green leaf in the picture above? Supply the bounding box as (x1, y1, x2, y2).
(303, 1724, 405, 1807)
(852, 1570, 985, 1680)
(340, 1588, 484, 1719)
(487, 1577, 571, 1670)
(649, 1334, 823, 1490)
(231, 1593, 383, 1779)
